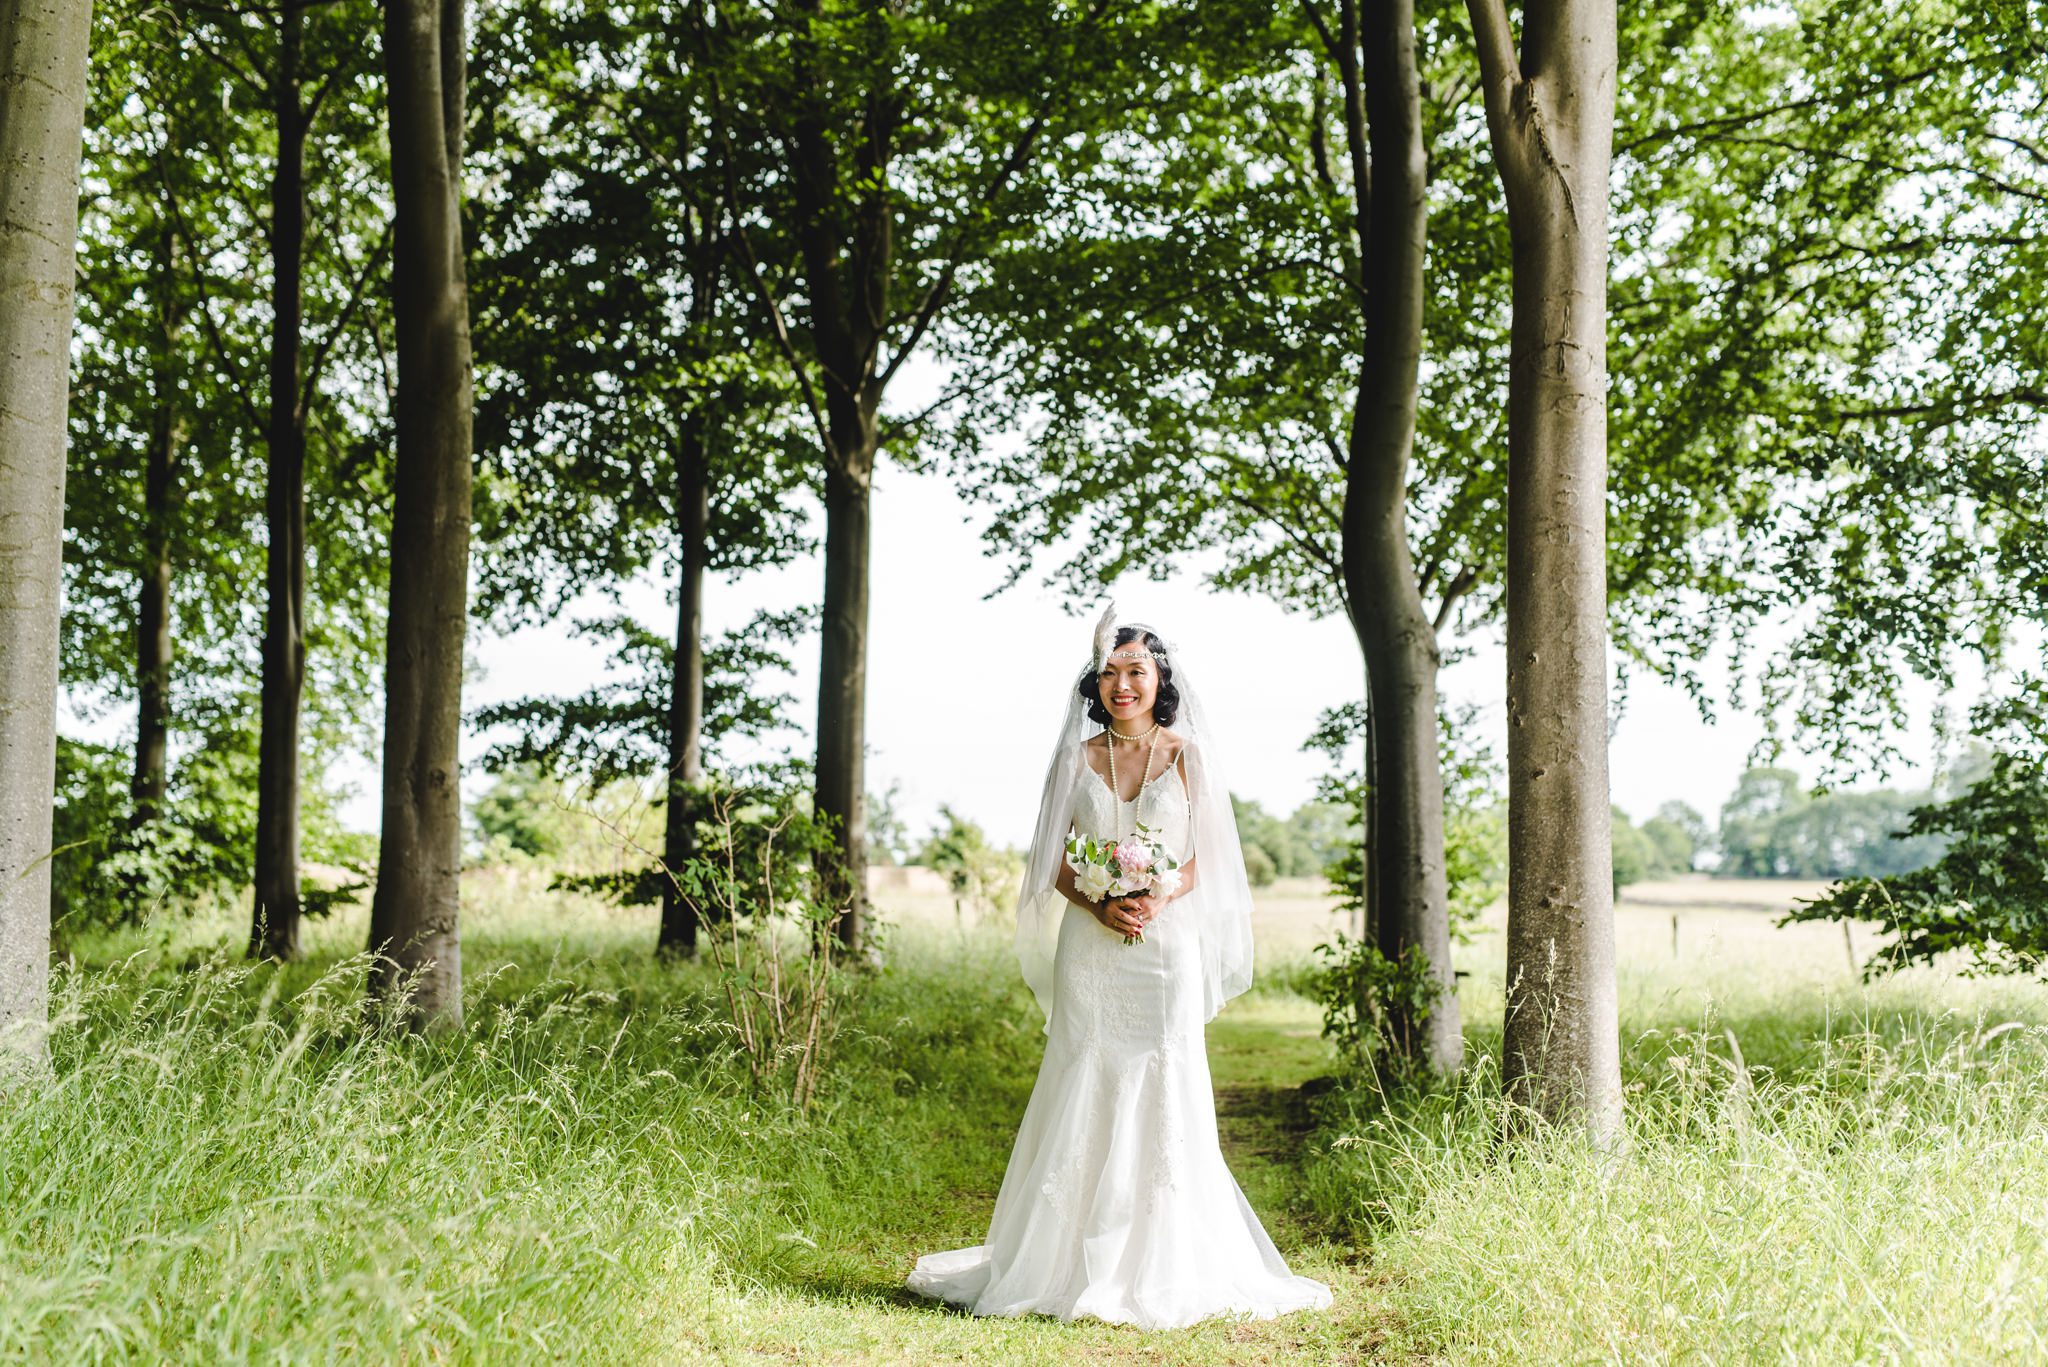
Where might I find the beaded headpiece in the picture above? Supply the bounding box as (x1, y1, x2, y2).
(1090, 600, 1170, 671)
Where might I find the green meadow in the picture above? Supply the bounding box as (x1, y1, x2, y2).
(5, 874, 2045, 1363)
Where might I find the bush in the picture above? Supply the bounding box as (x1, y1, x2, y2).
(1302, 933, 1443, 1072)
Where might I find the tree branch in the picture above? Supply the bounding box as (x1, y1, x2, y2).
(149, 147, 264, 433)
(1462, 0, 1518, 119)
(300, 220, 394, 414)
(876, 0, 1118, 396)
(1432, 564, 1478, 634)
(1616, 60, 1962, 157)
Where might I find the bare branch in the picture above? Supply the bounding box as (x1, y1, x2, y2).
(1432, 564, 1478, 634)
(1462, 0, 1519, 121)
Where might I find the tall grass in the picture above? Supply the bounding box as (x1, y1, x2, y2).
(1302, 973, 2048, 1362)
(0, 906, 1045, 1363)
(13, 889, 2048, 1362)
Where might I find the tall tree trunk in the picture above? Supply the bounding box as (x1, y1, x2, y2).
(658, 413, 708, 958)
(1466, 0, 1621, 1142)
(1356, 0, 1460, 1072)
(1326, 0, 1461, 1072)
(368, 0, 472, 1031)
(252, 0, 308, 961)
(0, 0, 92, 1071)
(133, 229, 179, 827)
(814, 435, 873, 952)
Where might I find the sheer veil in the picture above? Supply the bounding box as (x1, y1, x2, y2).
(1014, 606, 1257, 1031)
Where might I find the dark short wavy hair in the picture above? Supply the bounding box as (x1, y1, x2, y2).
(1076, 626, 1180, 727)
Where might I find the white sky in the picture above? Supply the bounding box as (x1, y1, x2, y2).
(435, 458, 1956, 852)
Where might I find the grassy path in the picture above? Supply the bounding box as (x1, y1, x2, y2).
(659, 991, 1393, 1364)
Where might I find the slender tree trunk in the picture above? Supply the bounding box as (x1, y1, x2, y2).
(0, 0, 92, 1071)
(1466, 0, 1621, 1142)
(133, 232, 179, 826)
(252, 0, 308, 960)
(368, 0, 472, 1031)
(658, 414, 708, 958)
(814, 432, 874, 952)
(1331, 0, 1461, 1072)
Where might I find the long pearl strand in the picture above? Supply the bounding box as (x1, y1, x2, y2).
(1107, 724, 1160, 837)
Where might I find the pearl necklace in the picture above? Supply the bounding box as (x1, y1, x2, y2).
(1106, 724, 1160, 832)
(1107, 719, 1160, 744)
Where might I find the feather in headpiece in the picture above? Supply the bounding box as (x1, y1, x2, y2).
(1091, 601, 1119, 672)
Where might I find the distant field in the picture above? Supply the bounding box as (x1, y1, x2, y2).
(871, 868, 1869, 982)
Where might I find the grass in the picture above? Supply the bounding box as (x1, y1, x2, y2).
(5, 872, 2048, 1362)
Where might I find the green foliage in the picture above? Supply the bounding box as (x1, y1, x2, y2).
(471, 607, 808, 787)
(914, 806, 1024, 919)
(1300, 698, 1498, 1071)
(1642, 802, 1703, 875)
(465, 0, 814, 628)
(1241, 843, 1279, 889)
(865, 780, 914, 868)
(1303, 699, 1506, 943)
(1304, 934, 1443, 1074)
(468, 763, 578, 862)
(50, 711, 366, 934)
(1783, 752, 2048, 976)
(1716, 766, 1949, 879)
(1611, 806, 1659, 896)
(1612, 803, 1700, 893)
(1230, 793, 1344, 882)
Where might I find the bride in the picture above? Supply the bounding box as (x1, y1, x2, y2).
(905, 605, 1333, 1330)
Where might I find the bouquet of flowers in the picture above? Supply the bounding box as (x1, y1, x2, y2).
(1066, 822, 1184, 944)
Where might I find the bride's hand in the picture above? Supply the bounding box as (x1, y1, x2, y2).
(1125, 892, 1164, 924)
(1094, 896, 1146, 938)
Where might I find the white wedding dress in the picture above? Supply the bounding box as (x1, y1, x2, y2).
(906, 749, 1333, 1329)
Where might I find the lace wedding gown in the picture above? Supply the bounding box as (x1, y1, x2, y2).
(906, 748, 1333, 1329)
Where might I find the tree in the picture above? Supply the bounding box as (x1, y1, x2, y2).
(227, 0, 388, 962)
(0, 0, 93, 1068)
(1604, 2, 2047, 784)
(940, 0, 1488, 1069)
(466, 0, 814, 958)
(1610, 807, 1656, 895)
(916, 806, 1022, 919)
(1716, 767, 1807, 877)
(1464, 0, 1621, 1141)
(366, 0, 472, 1030)
(66, 11, 249, 852)
(65, 0, 391, 942)
(1639, 811, 1696, 876)
(706, 0, 1140, 953)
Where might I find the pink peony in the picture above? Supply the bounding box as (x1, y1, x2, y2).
(1114, 841, 1155, 876)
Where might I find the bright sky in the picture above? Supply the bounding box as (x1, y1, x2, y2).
(439, 459, 1954, 852)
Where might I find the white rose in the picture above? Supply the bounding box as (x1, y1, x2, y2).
(1150, 865, 1182, 899)
(1073, 860, 1114, 901)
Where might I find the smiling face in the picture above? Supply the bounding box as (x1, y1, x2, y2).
(1097, 644, 1161, 727)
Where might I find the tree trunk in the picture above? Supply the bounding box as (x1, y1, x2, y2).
(814, 439, 873, 952)
(133, 229, 179, 828)
(1465, 0, 1621, 1142)
(658, 413, 708, 958)
(252, 0, 308, 961)
(0, 0, 92, 1071)
(1333, 0, 1461, 1073)
(367, 0, 472, 1031)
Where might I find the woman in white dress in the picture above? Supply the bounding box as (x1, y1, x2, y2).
(905, 606, 1333, 1330)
